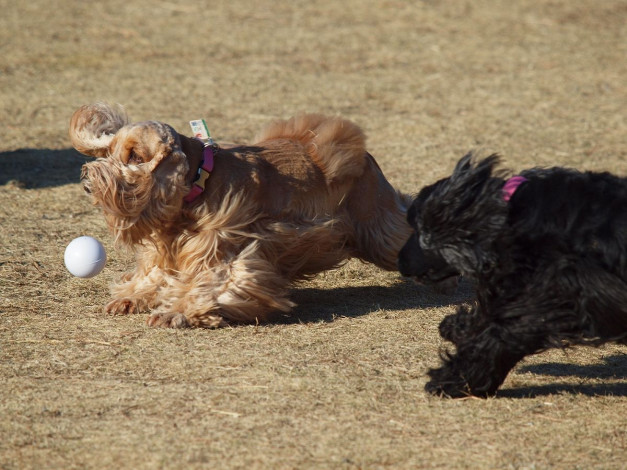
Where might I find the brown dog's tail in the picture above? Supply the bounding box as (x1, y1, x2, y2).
(255, 113, 367, 185)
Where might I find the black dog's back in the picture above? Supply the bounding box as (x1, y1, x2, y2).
(506, 168, 627, 341)
(511, 167, 627, 280)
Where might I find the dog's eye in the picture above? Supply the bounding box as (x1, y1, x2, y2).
(419, 232, 431, 248)
(128, 151, 143, 165)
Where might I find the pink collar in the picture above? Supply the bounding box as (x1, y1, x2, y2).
(502, 176, 527, 202)
(184, 143, 215, 203)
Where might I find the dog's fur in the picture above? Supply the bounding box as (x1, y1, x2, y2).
(398, 154, 627, 397)
(70, 103, 412, 328)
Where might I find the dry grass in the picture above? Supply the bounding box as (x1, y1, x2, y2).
(1, 0, 626, 468)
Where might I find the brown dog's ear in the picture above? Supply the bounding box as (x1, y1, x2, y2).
(69, 103, 129, 158)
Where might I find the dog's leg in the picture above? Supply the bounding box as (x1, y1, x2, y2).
(430, 264, 627, 396)
(146, 242, 295, 328)
(426, 300, 563, 398)
(425, 327, 528, 398)
(426, 299, 553, 397)
(106, 265, 165, 315)
(438, 304, 480, 345)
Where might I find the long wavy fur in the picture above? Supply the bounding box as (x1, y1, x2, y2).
(69, 103, 412, 328)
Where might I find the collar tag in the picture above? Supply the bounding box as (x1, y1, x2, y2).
(189, 119, 214, 146)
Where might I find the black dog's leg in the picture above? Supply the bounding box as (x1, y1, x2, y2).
(431, 264, 627, 398)
(439, 304, 478, 345)
(425, 325, 528, 398)
(426, 298, 552, 398)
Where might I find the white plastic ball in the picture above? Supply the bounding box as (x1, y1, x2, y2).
(64, 236, 107, 278)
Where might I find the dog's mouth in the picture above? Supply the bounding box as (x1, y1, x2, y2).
(416, 272, 457, 283)
(406, 267, 461, 294)
(411, 273, 460, 295)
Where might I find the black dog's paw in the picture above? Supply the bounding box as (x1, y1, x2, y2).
(425, 364, 494, 399)
(439, 306, 475, 344)
(424, 376, 471, 398)
(424, 378, 492, 399)
(425, 365, 471, 398)
(439, 314, 466, 344)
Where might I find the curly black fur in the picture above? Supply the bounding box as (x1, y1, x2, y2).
(398, 153, 627, 398)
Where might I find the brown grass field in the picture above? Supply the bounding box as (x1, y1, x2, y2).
(1, 0, 626, 468)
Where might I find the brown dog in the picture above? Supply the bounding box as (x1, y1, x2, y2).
(69, 103, 411, 328)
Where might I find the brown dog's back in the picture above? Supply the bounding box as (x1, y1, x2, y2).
(253, 114, 411, 271)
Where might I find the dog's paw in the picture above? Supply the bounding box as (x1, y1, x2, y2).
(424, 380, 448, 397)
(439, 314, 467, 344)
(146, 312, 190, 328)
(425, 370, 495, 399)
(194, 314, 229, 329)
(105, 298, 140, 315)
(425, 379, 476, 399)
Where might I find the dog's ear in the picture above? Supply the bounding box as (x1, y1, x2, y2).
(69, 103, 129, 158)
(420, 153, 507, 276)
(108, 122, 182, 174)
(447, 153, 501, 207)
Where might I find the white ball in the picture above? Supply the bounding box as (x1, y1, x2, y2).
(64, 236, 107, 278)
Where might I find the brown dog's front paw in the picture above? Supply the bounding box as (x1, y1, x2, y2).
(106, 298, 139, 315)
(146, 312, 190, 328)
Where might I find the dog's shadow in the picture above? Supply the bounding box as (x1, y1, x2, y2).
(281, 278, 474, 324)
(500, 354, 627, 398)
(0, 148, 88, 188)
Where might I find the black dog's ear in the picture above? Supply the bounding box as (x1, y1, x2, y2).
(449, 153, 500, 198)
(429, 153, 502, 218)
(452, 152, 500, 175)
(418, 152, 508, 277)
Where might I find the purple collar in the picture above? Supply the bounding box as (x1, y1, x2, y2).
(184, 142, 215, 203)
(502, 176, 527, 202)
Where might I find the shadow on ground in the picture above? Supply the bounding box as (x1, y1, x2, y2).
(0, 148, 88, 188)
(282, 278, 475, 324)
(500, 354, 627, 398)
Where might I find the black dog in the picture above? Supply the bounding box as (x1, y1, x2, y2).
(399, 153, 627, 398)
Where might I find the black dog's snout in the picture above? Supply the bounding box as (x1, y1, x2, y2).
(397, 232, 422, 278)
(398, 231, 459, 284)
